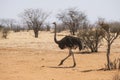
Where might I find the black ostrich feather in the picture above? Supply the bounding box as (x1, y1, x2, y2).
(57, 36, 82, 50)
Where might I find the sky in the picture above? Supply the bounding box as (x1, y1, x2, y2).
(0, 0, 120, 23)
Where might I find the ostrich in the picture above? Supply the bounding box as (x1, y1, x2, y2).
(53, 22, 83, 67)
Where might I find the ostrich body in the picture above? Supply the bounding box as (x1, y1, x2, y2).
(53, 22, 83, 67)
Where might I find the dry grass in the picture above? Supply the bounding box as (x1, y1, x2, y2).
(113, 71, 120, 80)
(0, 31, 120, 80)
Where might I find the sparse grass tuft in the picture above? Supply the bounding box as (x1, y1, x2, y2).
(105, 58, 120, 70)
(113, 71, 120, 80)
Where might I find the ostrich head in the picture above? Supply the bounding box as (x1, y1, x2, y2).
(52, 22, 56, 25)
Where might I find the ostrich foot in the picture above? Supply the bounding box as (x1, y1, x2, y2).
(58, 61, 64, 66)
(71, 63, 76, 68)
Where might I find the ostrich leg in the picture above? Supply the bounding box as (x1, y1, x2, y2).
(70, 50, 76, 67)
(58, 49, 72, 66)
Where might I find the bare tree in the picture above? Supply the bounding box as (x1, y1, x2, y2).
(0, 19, 16, 30)
(57, 8, 87, 35)
(45, 22, 51, 31)
(99, 20, 120, 70)
(20, 8, 48, 38)
(54, 23, 66, 33)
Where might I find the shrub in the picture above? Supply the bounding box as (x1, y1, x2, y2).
(78, 26, 104, 52)
(0, 26, 10, 39)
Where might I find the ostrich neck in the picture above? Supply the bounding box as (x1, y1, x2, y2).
(54, 23, 59, 44)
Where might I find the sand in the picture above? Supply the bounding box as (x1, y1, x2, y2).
(0, 31, 120, 80)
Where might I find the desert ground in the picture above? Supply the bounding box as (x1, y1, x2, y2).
(0, 31, 120, 80)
